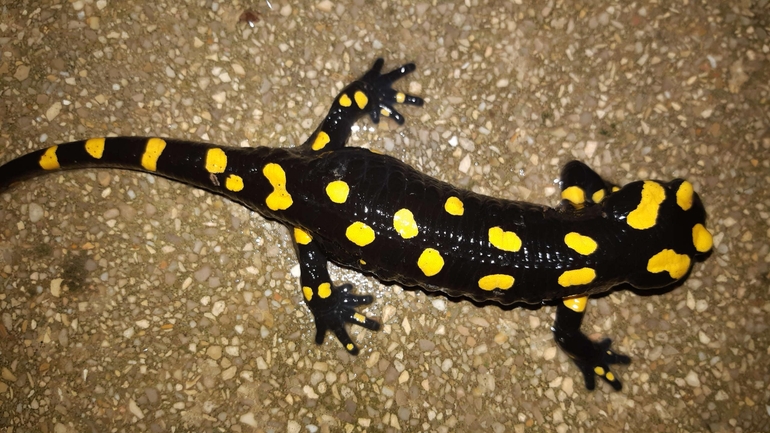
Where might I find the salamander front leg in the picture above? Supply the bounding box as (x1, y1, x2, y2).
(552, 297, 631, 391)
(292, 228, 380, 355)
(559, 160, 617, 208)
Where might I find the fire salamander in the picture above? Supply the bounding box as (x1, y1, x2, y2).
(0, 59, 713, 391)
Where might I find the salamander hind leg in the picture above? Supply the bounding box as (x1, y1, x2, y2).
(559, 160, 617, 208)
(292, 228, 380, 355)
(552, 297, 631, 391)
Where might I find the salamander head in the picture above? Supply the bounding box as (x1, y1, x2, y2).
(604, 178, 713, 290)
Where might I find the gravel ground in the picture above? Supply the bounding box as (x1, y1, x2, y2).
(1, 1, 768, 432)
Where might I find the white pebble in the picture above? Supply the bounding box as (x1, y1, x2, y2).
(239, 412, 258, 427)
(316, 1, 334, 12)
(50, 278, 63, 297)
(280, 5, 292, 16)
(685, 370, 701, 387)
(212, 91, 226, 103)
(28, 203, 44, 222)
(212, 300, 226, 316)
(128, 399, 145, 419)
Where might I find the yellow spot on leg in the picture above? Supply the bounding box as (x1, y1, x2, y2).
(558, 268, 597, 287)
(594, 366, 605, 376)
(311, 131, 330, 151)
(676, 181, 694, 211)
(225, 174, 244, 192)
(444, 196, 464, 216)
(396, 92, 406, 103)
(338, 93, 352, 107)
(141, 138, 166, 171)
(354, 90, 368, 109)
(563, 295, 588, 313)
(478, 274, 515, 291)
(488, 226, 522, 252)
(606, 372, 615, 382)
(591, 189, 605, 203)
(294, 227, 312, 245)
(317, 283, 332, 299)
(564, 232, 598, 255)
(302, 286, 313, 301)
(85, 138, 105, 159)
(393, 209, 419, 239)
(353, 313, 366, 323)
(561, 186, 585, 205)
(325, 180, 350, 204)
(647, 249, 691, 280)
(627, 181, 665, 230)
(692, 224, 713, 253)
(39, 146, 60, 170)
(262, 163, 293, 211)
(417, 248, 444, 277)
(346, 222, 375, 247)
(205, 148, 227, 173)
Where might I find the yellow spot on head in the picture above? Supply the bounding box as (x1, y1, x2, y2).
(417, 248, 444, 277)
(294, 227, 312, 245)
(325, 180, 350, 204)
(311, 131, 330, 151)
(302, 286, 313, 301)
(488, 226, 522, 252)
(39, 146, 60, 170)
(225, 174, 244, 192)
(558, 268, 597, 287)
(561, 186, 585, 205)
(564, 232, 598, 255)
(591, 189, 605, 203)
(647, 249, 691, 280)
(354, 90, 368, 109)
(444, 196, 464, 216)
(141, 138, 166, 171)
(478, 274, 515, 291)
(339, 93, 352, 107)
(692, 224, 713, 253)
(676, 181, 694, 211)
(317, 283, 332, 299)
(627, 181, 666, 230)
(85, 138, 105, 159)
(205, 148, 227, 173)
(396, 92, 406, 103)
(594, 366, 605, 376)
(393, 208, 419, 239)
(262, 163, 293, 211)
(563, 296, 587, 313)
(346, 221, 375, 247)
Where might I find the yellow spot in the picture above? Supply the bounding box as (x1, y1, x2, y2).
(488, 226, 522, 252)
(85, 138, 105, 159)
(627, 181, 665, 230)
(354, 313, 366, 323)
(561, 186, 585, 205)
(359, 259, 366, 265)
(606, 372, 615, 381)
(339, 93, 352, 107)
(325, 180, 349, 204)
(354, 90, 368, 109)
(558, 268, 597, 287)
(225, 174, 244, 192)
(302, 286, 313, 301)
(563, 296, 587, 313)
(417, 248, 444, 277)
(346, 222, 375, 247)
(594, 366, 605, 376)
(612, 186, 620, 192)
(676, 181, 694, 211)
(396, 92, 406, 103)
(205, 148, 227, 173)
(311, 131, 330, 151)
(564, 232, 598, 255)
(444, 196, 464, 216)
(39, 146, 60, 170)
(647, 249, 691, 280)
(141, 138, 166, 171)
(478, 274, 515, 291)
(393, 209, 419, 239)
(380, 108, 390, 117)
(692, 224, 713, 253)
(317, 283, 332, 299)
(294, 227, 312, 245)
(346, 343, 354, 352)
(592, 189, 605, 203)
(262, 163, 293, 211)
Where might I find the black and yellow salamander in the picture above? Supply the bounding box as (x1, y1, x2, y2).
(0, 58, 713, 391)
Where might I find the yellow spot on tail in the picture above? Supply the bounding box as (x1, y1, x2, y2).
(393, 209, 418, 239)
(262, 163, 293, 211)
(564, 232, 598, 255)
(346, 343, 354, 351)
(627, 181, 665, 230)
(561, 186, 585, 205)
(478, 274, 515, 291)
(594, 366, 605, 376)
(444, 196, 464, 216)
(141, 138, 166, 171)
(225, 174, 243, 192)
(302, 286, 313, 301)
(488, 226, 522, 252)
(676, 181, 694, 211)
(339, 93, 352, 107)
(294, 227, 312, 245)
(558, 268, 596, 287)
(591, 189, 605, 203)
(417, 248, 444, 277)
(317, 283, 332, 299)
(39, 146, 60, 170)
(205, 148, 227, 173)
(692, 224, 713, 253)
(85, 138, 105, 159)
(311, 131, 331, 151)
(647, 249, 691, 280)
(563, 296, 588, 313)
(346, 222, 375, 247)
(354, 90, 368, 109)
(325, 180, 349, 204)
(396, 92, 406, 103)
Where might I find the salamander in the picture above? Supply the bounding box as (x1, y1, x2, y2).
(0, 58, 713, 390)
